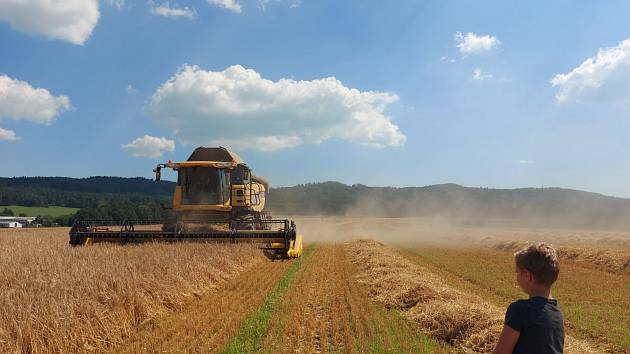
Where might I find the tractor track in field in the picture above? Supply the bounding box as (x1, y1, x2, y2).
(117, 255, 293, 353)
(256, 244, 447, 354)
(258, 244, 374, 353)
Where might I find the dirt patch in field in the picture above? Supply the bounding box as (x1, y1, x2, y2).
(344, 239, 600, 354)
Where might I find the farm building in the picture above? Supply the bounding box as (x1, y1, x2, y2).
(0, 217, 36, 227)
(0, 221, 22, 228)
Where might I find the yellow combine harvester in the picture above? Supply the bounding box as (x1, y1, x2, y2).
(69, 147, 303, 258)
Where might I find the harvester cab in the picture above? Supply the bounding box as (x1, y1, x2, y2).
(69, 147, 303, 258)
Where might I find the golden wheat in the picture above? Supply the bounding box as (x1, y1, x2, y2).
(0, 228, 263, 353)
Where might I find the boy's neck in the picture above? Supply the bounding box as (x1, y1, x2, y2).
(528, 285, 552, 299)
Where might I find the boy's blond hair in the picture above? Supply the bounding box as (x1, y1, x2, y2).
(514, 242, 560, 287)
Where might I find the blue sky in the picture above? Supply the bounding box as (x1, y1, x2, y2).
(2, 0, 630, 197)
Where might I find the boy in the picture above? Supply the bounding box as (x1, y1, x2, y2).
(493, 242, 564, 354)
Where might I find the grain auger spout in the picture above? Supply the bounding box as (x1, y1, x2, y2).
(69, 147, 304, 258)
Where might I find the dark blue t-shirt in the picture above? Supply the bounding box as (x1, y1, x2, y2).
(504, 297, 564, 354)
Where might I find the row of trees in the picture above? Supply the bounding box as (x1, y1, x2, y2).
(74, 200, 171, 222)
(26, 201, 171, 227)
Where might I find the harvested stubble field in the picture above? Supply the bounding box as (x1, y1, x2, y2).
(399, 246, 630, 353)
(298, 217, 629, 353)
(345, 240, 597, 354)
(2, 218, 628, 353)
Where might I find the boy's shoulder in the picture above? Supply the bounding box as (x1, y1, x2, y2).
(507, 299, 530, 310)
(505, 299, 529, 331)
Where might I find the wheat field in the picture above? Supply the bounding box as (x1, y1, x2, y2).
(0, 228, 262, 353)
(2, 218, 628, 353)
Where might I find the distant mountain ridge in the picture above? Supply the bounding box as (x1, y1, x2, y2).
(1, 177, 629, 227)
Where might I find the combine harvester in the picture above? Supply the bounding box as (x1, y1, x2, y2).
(69, 147, 303, 258)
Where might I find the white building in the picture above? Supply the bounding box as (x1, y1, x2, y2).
(0, 221, 23, 228)
(0, 216, 36, 227)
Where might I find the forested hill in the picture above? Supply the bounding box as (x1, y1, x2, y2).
(0, 177, 174, 208)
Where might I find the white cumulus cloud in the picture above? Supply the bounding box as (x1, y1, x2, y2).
(0, 0, 100, 45)
(0, 127, 18, 141)
(473, 68, 493, 81)
(122, 135, 175, 158)
(0, 75, 71, 124)
(208, 0, 242, 13)
(454, 32, 500, 55)
(150, 1, 197, 19)
(519, 159, 535, 165)
(551, 39, 630, 103)
(147, 65, 406, 151)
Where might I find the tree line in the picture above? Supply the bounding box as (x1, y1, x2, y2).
(0, 177, 174, 226)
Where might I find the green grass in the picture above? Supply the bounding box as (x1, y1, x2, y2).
(356, 307, 456, 354)
(0, 205, 79, 217)
(220, 245, 317, 354)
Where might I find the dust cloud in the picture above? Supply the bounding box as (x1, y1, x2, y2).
(273, 185, 630, 248)
(287, 216, 630, 249)
(344, 190, 630, 231)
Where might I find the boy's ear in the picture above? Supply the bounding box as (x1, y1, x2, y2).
(526, 269, 534, 282)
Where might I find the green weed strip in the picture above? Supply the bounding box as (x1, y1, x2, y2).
(220, 245, 317, 354)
